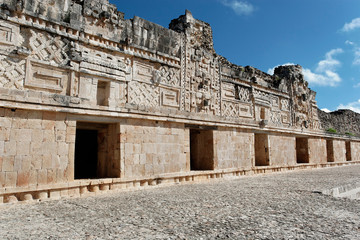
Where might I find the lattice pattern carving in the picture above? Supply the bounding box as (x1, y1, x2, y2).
(29, 30, 69, 65)
(0, 55, 25, 89)
(157, 66, 180, 86)
(222, 101, 239, 118)
(128, 81, 159, 107)
(236, 86, 251, 103)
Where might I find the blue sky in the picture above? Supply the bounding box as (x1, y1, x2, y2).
(111, 0, 360, 113)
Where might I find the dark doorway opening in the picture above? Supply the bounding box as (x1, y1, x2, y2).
(326, 140, 334, 162)
(346, 141, 352, 161)
(75, 129, 98, 179)
(254, 133, 269, 166)
(296, 138, 309, 164)
(190, 129, 214, 170)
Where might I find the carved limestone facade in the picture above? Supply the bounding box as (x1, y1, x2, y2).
(0, 0, 359, 204)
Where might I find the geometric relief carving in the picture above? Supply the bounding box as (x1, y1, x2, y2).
(133, 61, 153, 82)
(128, 81, 159, 107)
(29, 29, 69, 65)
(238, 103, 253, 118)
(235, 85, 251, 103)
(253, 89, 270, 106)
(155, 65, 180, 86)
(222, 82, 235, 99)
(222, 101, 252, 118)
(270, 111, 282, 126)
(0, 55, 25, 89)
(280, 99, 289, 111)
(0, 20, 19, 46)
(25, 60, 70, 92)
(81, 47, 130, 78)
(160, 88, 180, 108)
(222, 101, 238, 118)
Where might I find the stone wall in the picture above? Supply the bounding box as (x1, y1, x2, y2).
(0, 108, 75, 188)
(120, 119, 188, 178)
(350, 142, 360, 161)
(308, 138, 327, 164)
(213, 128, 253, 170)
(333, 140, 347, 163)
(268, 135, 296, 167)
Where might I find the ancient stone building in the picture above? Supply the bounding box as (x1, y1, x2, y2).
(0, 0, 359, 204)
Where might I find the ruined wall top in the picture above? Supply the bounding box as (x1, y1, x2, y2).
(0, 0, 355, 137)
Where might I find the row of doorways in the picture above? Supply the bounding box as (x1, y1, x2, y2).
(74, 124, 352, 179)
(74, 126, 215, 179)
(255, 134, 353, 166)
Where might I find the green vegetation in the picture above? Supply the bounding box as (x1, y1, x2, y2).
(326, 128, 337, 133)
(345, 132, 354, 136)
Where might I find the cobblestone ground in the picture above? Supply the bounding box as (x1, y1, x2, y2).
(0, 165, 359, 240)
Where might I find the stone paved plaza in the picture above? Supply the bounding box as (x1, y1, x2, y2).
(0, 165, 359, 240)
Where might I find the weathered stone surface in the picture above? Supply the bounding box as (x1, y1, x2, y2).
(0, 0, 359, 203)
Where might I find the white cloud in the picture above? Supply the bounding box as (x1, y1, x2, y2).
(221, 0, 254, 16)
(316, 48, 343, 72)
(321, 108, 331, 113)
(267, 62, 295, 75)
(345, 40, 355, 45)
(302, 68, 341, 87)
(342, 18, 360, 32)
(338, 99, 360, 113)
(268, 49, 343, 87)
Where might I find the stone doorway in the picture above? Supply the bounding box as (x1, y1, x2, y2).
(326, 140, 334, 162)
(75, 122, 119, 179)
(254, 134, 269, 166)
(75, 129, 98, 179)
(190, 129, 214, 170)
(296, 137, 309, 164)
(346, 141, 352, 161)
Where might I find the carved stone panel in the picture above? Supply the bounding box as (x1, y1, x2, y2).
(25, 60, 70, 93)
(222, 101, 253, 118)
(160, 88, 180, 108)
(253, 89, 270, 106)
(0, 55, 25, 89)
(0, 20, 19, 46)
(80, 46, 130, 80)
(28, 29, 69, 66)
(133, 61, 154, 83)
(128, 81, 159, 108)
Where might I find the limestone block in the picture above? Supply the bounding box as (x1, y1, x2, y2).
(17, 171, 30, 187)
(37, 169, 48, 185)
(16, 141, 30, 155)
(2, 156, 14, 171)
(5, 171, 17, 187)
(49, 190, 61, 199)
(31, 129, 44, 142)
(4, 141, 16, 156)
